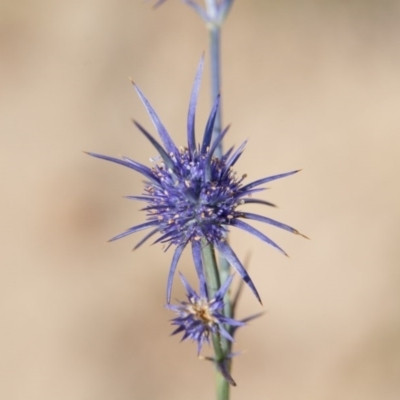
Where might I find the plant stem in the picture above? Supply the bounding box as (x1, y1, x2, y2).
(201, 238, 221, 298)
(216, 369, 230, 400)
(207, 5, 232, 324)
(205, 3, 235, 398)
(201, 239, 230, 400)
(208, 25, 223, 159)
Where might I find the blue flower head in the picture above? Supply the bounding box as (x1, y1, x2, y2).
(87, 58, 306, 303)
(152, 1, 235, 25)
(168, 273, 243, 355)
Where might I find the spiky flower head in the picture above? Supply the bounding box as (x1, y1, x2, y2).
(87, 57, 306, 303)
(168, 273, 243, 355)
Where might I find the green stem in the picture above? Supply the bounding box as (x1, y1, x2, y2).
(207, 5, 232, 324)
(208, 25, 223, 159)
(216, 369, 230, 400)
(201, 239, 230, 400)
(201, 238, 221, 298)
(204, 2, 235, 398)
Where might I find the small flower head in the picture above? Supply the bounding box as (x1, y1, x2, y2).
(168, 273, 243, 354)
(151, 1, 234, 25)
(87, 57, 307, 303)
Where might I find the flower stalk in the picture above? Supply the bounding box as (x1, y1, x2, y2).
(201, 238, 232, 397)
(205, 3, 234, 341)
(208, 24, 222, 158)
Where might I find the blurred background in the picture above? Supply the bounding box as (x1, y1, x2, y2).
(1, 0, 400, 399)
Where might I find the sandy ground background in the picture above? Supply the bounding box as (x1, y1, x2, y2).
(1, 1, 400, 399)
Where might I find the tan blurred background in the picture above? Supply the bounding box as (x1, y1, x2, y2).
(1, 0, 400, 399)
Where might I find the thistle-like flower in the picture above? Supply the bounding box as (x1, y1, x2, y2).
(87, 58, 306, 303)
(168, 273, 243, 355)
